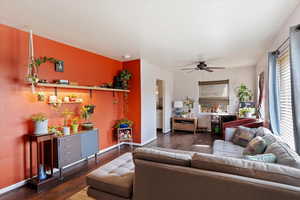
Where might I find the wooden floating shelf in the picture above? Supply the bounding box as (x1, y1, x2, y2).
(47, 102, 82, 104)
(35, 83, 130, 93)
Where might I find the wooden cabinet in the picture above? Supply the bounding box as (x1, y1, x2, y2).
(172, 117, 197, 134)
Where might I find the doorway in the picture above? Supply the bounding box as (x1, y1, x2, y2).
(156, 79, 164, 133)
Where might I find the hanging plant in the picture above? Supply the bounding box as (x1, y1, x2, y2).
(119, 69, 132, 90)
(27, 56, 58, 84)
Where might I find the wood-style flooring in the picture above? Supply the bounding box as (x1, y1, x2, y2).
(0, 131, 214, 200)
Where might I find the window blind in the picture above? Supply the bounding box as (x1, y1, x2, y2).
(277, 48, 296, 150)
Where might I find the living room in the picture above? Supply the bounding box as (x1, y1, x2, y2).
(1, 0, 300, 200)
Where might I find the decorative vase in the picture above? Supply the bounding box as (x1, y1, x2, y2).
(34, 120, 48, 135)
(63, 126, 71, 135)
(38, 164, 47, 181)
(71, 124, 79, 133)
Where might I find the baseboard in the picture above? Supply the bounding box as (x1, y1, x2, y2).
(0, 179, 28, 196)
(0, 143, 122, 196)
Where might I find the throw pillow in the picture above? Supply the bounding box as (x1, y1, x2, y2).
(225, 128, 237, 141)
(243, 136, 267, 155)
(244, 153, 277, 163)
(262, 133, 280, 145)
(265, 141, 300, 169)
(256, 127, 273, 137)
(232, 126, 256, 147)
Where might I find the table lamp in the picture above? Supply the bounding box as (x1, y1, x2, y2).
(174, 101, 183, 116)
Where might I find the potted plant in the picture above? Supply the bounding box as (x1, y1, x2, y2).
(32, 113, 48, 135)
(37, 92, 46, 102)
(114, 119, 133, 129)
(239, 107, 254, 118)
(61, 109, 74, 135)
(71, 117, 80, 133)
(119, 69, 132, 89)
(236, 84, 253, 102)
(80, 105, 95, 130)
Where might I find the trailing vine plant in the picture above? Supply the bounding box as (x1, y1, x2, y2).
(27, 56, 58, 84)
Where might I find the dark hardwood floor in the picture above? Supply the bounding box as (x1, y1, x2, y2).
(0, 131, 214, 200)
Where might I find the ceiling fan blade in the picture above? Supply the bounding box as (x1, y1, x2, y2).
(204, 68, 213, 72)
(177, 62, 198, 68)
(181, 68, 196, 70)
(207, 67, 226, 69)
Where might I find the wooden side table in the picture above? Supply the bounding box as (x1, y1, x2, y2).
(172, 117, 197, 134)
(28, 133, 55, 191)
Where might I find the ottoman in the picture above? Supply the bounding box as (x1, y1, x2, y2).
(86, 153, 134, 200)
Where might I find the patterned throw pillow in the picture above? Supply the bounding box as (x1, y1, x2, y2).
(255, 127, 273, 137)
(232, 126, 256, 147)
(262, 133, 280, 145)
(243, 136, 267, 155)
(265, 142, 300, 169)
(244, 153, 277, 163)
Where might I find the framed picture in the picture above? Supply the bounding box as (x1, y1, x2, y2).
(55, 60, 64, 72)
(117, 128, 133, 141)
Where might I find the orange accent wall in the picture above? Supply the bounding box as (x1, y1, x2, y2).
(0, 24, 141, 189)
(123, 60, 141, 143)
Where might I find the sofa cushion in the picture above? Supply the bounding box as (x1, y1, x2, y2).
(133, 147, 193, 167)
(224, 128, 237, 141)
(265, 142, 300, 169)
(86, 153, 134, 198)
(243, 136, 267, 155)
(244, 153, 277, 163)
(191, 153, 300, 187)
(256, 127, 273, 137)
(232, 126, 256, 147)
(213, 140, 245, 158)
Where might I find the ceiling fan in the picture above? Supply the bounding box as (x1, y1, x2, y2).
(180, 61, 225, 72)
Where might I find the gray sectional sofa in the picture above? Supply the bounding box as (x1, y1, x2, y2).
(86, 127, 300, 200)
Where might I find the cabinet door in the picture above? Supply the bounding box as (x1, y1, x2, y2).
(58, 135, 81, 168)
(81, 130, 99, 158)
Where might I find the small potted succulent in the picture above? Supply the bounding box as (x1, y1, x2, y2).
(80, 104, 95, 130)
(32, 113, 48, 135)
(61, 109, 74, 135)
(114, 119, 133, 129)
(71, 117, 80, 133)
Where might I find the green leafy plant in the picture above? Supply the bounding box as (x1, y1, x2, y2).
(119, 69, 132, 89)
(239, 107, 254, 116)
(80, 105, 95, 122)
(114, 119, 134, 128)
(31, 113, 47, 122)
(27, 56, 59, 83)
(71, 117, 80, 125)
(236, 84, 253, 102)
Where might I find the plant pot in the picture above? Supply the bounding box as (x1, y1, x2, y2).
(71, 124, 79, 133)
(34, 120, 48, 135)
(120, 124, 129, 128)
(245, 112, 252, 118)
(63, 126, 71, 135)
(81, 122, 94, 130)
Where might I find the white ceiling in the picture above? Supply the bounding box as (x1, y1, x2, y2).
(1, 0, 299, 68)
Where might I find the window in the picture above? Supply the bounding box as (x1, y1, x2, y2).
(277, 47, 295, 150)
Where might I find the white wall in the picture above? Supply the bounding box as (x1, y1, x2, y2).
(256, 4, 300, 121)
(141, 59, 174, 144)
(173, 66, 257, 114)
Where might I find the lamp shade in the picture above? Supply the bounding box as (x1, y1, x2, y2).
(174, 101, 183, 108)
